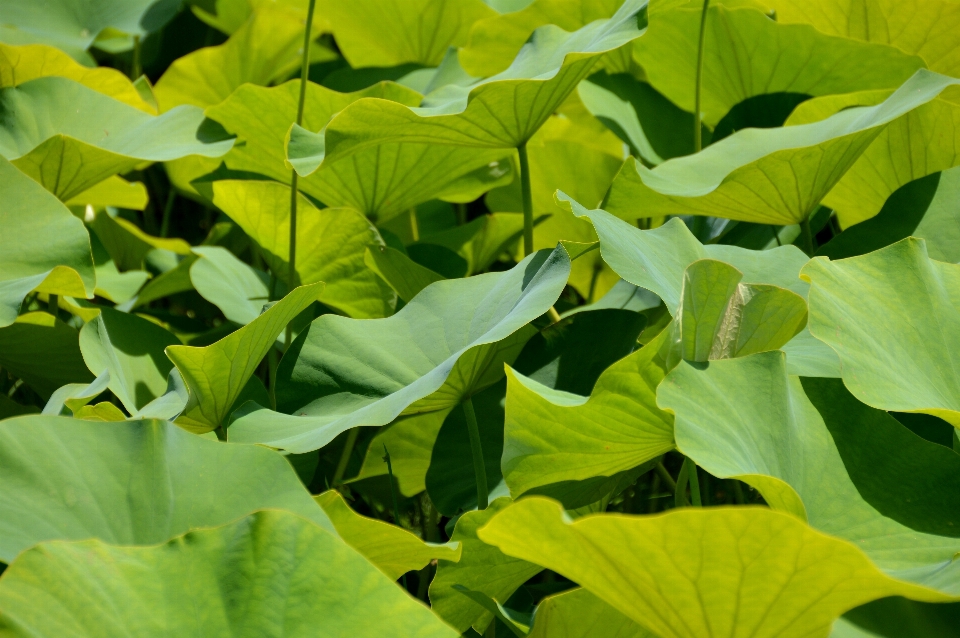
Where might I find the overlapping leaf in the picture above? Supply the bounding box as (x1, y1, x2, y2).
(528, 588, 651, 638)
(0, 510, 457, 637)
(0, 312, 93, 400)
(229, 247, 570, 452)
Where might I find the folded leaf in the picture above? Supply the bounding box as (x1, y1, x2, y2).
(635, 4, 922, 127)
(166, 281, 325, 432)
(310, 0, 648, 162)
(415, 212, 531, 275)
(66, 175, 149, 209)
(365, 245, 445, 304)
(210, 180, 395, 318)
(604, 70, 960, 225)
(528, 588, 652, 638)
(0, 416, 335, 563)
(431, 497, 542, 634)
(79, 307, 180, 414)
(0, 157, 94, 327)
(802, 237, 960, 428)
(189, 246, 272, 326)
(229, 247, 570, 452)
(479, 498, 955, 638)
(322, 0, 495, 68)
(315, 490, 461, 580)
(0, 510, 457, 637)
(0, 77, 233, 201)
(658, 352, 960, 593)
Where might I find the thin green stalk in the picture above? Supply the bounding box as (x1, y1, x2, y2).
(285, 0, 318, 349)
(131, 35, 141, 79)
(587, 265, 602, 304)
(48, 294, 58, 316)
(160, 190, 176, 238)
(267, 346, 279, 407)
(215, 425, 228, 442)
(675, 457, 702, 507)
(462, 397, 489, 510)
(456, 202, 467, 226)
(655, 461, 677, 492)
(799, 216, 816, 256)
(730, 479, 745, 504)
(518, 142, 534, 256)
(646, 473, 661, 514)
(694, 0, 710, 153)
(382, 444, 409, 590)
(332, 428, 360, 487)
(409, 207, 420, 242)
(769, 224, 782, 247)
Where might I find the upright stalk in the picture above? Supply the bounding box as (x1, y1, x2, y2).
(382, 444, 409, 590)
(285, 0, 318, 349)
(160, 190, 176, 238)
(462, 397, 488, 510)
(799, 216, 815, 256)
(694, 0, 710, 153)
(131, 35, 141, 79)
(332, 428, 360, 487)
(408, 207, 420, 242)
(518, 142, 534, 256)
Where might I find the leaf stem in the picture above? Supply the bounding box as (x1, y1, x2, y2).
(131, 35, 141, 79)
(333, 428, 360, 487)
(456, 202, 467, 225)
(799, 216, 816, 257)
(655, 461, 677, 492)
(160, 189, 176, 238)
(694, 0, 710, 153)
(675, 457, 702, 507)
(462, 396, 489, 510)
(409, 207, 420, 242)
(382, 444, 409, 590)
(518, 142, 534, 256)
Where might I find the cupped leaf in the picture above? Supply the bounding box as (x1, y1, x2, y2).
(0, 415, 335, 563)
(209, 180, 395, 318)
(229, 247, 571, 453)
(321, 0, 495, 68)
(307, 0, 648, 161)
(635, 4, 922, 128)
(0, 77, 233, 201)
(78, 307, 180, 414)
(165, 281, 325, 432)
(658, 352, 960, 593)
(0, 312, 93, 400)
(189, 245, 272, 325)
(764, 0, 960, 76)
(0, 42, 154, 111)
(479, 498, 955, 638)
(431, 497, 541, 635)
(0, 0, 180, 61)
(801, 238, 960, 428)
(0, 510, 457, 638)
(528, 588, 652, 638)
(503, 321, 673, 499)
(0, 157, 94, 327)
(818, 169, 960, 263)
(603, 70, 960, 225)
(67, 175, 149, 209)
(315, 490, 461, 580)
(786, 88, 960, 227)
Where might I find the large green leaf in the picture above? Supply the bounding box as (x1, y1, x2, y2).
(528, 588, 652, 638)
(189, 245, 272, 326)
(416, 212, 530, 276)
(603, 70, 960, 225)
(209, 180, 395, 318)
(0, 416, 335, 563)
(294, 0, 648, 164)
(0, 312, 93, 400)
(802, 238, 960, 428)
(165, 281, 325, 432)
(658, 352, 960, 593)
(315, 490, 461, 580)
(634, 3, 922, 128)
(229, 247, 571, 452)
(0, 0, 180, 61)
(479, 498, 956, 638)
(431, 497, 541, 634)
(764, 0, 960, 76)
(503, 322, 673, 499)
(78, 307, 180, 414)
(818, 169, 960, 263)
(0, 510, 457, 637)
(786, 88, 960, 227)
(365, 245, 445, 304)
(0, 157, 94, 327)
(321, 0, 495, 68)
(206, 81, 508, 223)
(0, 77, 233, 201)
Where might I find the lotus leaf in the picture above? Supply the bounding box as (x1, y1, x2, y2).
(528, 588, 652, 638)
(315, 490, 461, 580)
(480, 499, 959, 638)
(0, 76, 233, 201)
(228, 247, 570, 452)
(603, 70, 960, 226)
(0, 312, 93, 400)
(658, 352, 960, 593)
(209, 180, 395, 317)
(0, 510, 457, 637)
(802, 238, 960, 428)
(188, 245, 272, 325)
(166, 281, 325, 431)
(0, 416, 336, 563)
(66, 175, 149, 209)
(365, 245, 445, 304)
(0, 157, 94, 327)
